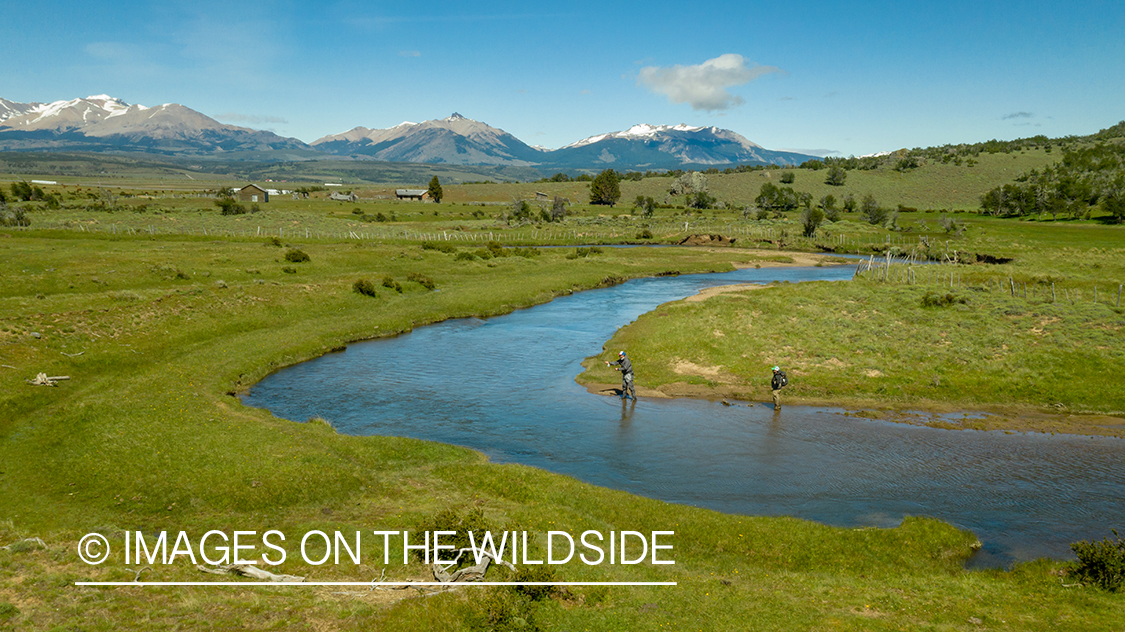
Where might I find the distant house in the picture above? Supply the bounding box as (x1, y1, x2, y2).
(328, 192, 359, 202)
(395, 189, 430, 201)
(238, 184, 269, 203)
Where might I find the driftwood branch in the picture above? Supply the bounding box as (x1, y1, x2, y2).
(432, 547, 516, 583)
(196, 564, 305, 582)
(1, 537, 47, 551)
(61, 351, 85, 357)
(26, 373, 70, 386)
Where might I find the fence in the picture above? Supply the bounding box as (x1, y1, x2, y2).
(853, 252, 1123, 308)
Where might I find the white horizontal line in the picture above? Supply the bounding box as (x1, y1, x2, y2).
(76, 581, 676, 587)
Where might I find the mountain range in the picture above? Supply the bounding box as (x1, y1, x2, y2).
(0, 95, 818, 171)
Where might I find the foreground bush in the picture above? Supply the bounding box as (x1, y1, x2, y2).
(1070, 530, 1125, 592)
(353, 278, 378, 297)
(284, 248, 310, 263)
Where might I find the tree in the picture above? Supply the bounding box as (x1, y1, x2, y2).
(633, 195, 656, 218)
(825, 166, 847, 186)
(801, 207, 825, 238)
(688, 191, 716, 210)
(427, 176, 444, 203)
(860, 194, 887, 225)
(589, 169, 621, 206)
(780, 171, 795, 184)
(669, 171, 708, 196)
(550, 196, 568, 222)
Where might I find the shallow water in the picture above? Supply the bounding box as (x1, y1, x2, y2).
(243, 265, 1124, 567)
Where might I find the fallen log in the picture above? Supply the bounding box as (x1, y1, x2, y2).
(26, 373, 71, 386)
(196, 564, 305, 582)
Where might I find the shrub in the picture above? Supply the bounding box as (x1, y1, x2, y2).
(637, 228, 654, 239)
(353, 278, 378, 297)
(513, 564, 559, 601)
(382, 276, 402, 293)
(454, 251, 477, 261)
(215, 198, 247, 215)
(422, 241, 457, 254)
(0, 205, 30, 227)
(1069, 530, 1125, 592)
(284, 248, 310, 263)
(921, 291, 967, 308)
(413, 507, 500, 562)
(266, 236, 282, 247)
(281, 266, 297, 274)
(407, 272, 436, 290)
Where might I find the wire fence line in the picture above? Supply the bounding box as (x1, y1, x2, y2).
(8, 221, 1121, 307)
(853, 252, 1124, 308)
(9, 220, 948, 252)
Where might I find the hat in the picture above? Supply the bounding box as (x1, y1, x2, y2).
(771, 366, 780, 372)
(619, 351, 626, 357)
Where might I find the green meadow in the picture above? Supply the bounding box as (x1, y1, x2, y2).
(2, 145, 1124, 629)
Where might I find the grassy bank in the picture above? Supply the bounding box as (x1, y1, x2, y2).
(2, 219, 1123, 629)
(578, 216, 1125, 437)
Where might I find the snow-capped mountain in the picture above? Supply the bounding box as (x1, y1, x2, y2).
(0, 95, 312, 156)
(0, 95, 819, 169)
(545, 122, 810, 168)
(0, 97, 45, 123)
(312, 113, 545, 166)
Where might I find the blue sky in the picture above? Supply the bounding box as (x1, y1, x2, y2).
(3, 0, 1123, 156)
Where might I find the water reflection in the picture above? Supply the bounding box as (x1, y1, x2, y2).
(243, 264, 1124, 567)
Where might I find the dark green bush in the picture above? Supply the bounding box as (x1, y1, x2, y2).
(265, 236, 282, 247)
(921, 291, 968, 308)
(282, 266, 297, 274)
(215, 198, 247, 216)
(407, 272, 436, 290)
(284, 248, 310, 263)
(454, 251, 477, 261)
(422, 241, 458, 254)
(413, 507, 499, 562)
(1070, 529, 1125, 592)
(353, 279, 378, 297)
(513, 564, 559, 601)
(382, 276, 402, 293)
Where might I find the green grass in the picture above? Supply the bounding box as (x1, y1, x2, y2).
(2, 188, 1124, 628)
(582, 278, 1125, 415)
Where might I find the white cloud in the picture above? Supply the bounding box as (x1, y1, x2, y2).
(637, 54, 780, 111)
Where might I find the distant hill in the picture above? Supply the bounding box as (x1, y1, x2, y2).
(0, 95, 313, 158)
(540, 123, 816, 170)
(312, 113, 546, 166)
(316, 117, 818, 171)
(0, 95, 817, 170)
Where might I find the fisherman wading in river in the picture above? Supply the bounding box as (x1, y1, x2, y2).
(607, 351, 636, 400)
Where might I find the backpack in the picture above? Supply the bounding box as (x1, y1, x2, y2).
(777, 371, 788, 388)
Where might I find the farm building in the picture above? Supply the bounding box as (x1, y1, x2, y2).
(237, 184, 269, 203)
(328, 192, 358, 202)
(395, 189, 429, 201)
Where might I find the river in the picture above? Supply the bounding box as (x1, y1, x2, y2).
(242, 263, 1124, 568)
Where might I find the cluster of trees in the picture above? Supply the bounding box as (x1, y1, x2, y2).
(979, 142, 1125, 221)
(507, 195, 569, 224)
(6, 181, 60, 208)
